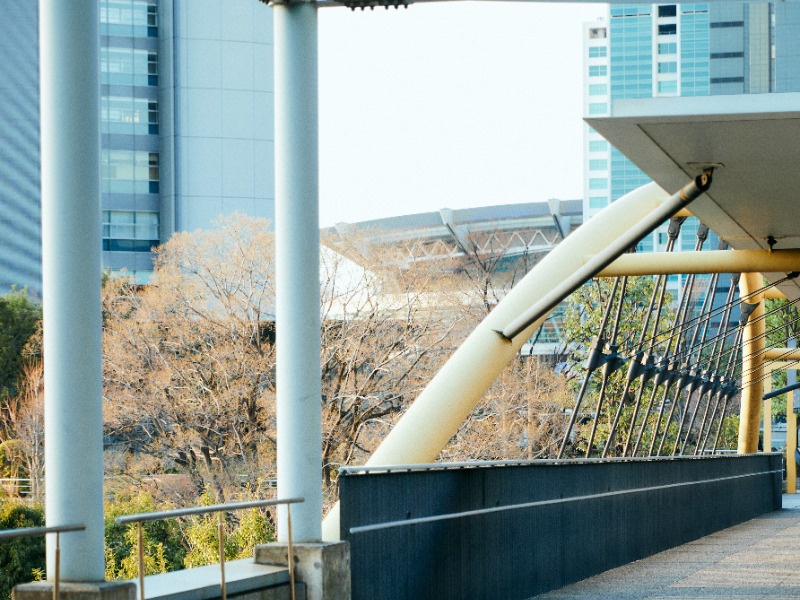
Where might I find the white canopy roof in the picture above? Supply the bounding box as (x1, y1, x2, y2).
(587, 92, 800, 300)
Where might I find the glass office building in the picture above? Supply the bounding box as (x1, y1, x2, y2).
(584, 2, 800, 250)
(0, 0, 275, 295)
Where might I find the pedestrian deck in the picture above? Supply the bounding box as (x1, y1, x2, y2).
(534, 494, 800, 599)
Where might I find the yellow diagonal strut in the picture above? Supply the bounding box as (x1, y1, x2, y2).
(323, 180, 710, 540)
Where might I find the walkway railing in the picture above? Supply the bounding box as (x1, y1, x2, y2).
(0, 477, 33, 495)
(116, 497, 303, 600)
(0, 523, 86, 600)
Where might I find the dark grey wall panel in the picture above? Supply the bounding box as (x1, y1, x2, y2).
(340, 455, 782, 600)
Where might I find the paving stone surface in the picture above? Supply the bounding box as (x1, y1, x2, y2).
(533, 494, 800, 599)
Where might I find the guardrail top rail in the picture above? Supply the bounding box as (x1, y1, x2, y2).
(116, 497, 304, 600)
(0, 523, 85, 600)
(114, 497, 304, 525)
(0, 524, 84, 540)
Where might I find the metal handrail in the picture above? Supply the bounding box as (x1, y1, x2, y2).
(0, 523, 86, 600)
(116, 497, 303, 600)
(347, 467, 782, 535)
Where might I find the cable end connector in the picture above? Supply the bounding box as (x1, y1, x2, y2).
(493, 329, 513, 344)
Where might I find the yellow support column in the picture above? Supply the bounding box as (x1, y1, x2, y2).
(738, 272, 765, 454)
(788, 409, 797, 494)
(764, 386, 772, 453)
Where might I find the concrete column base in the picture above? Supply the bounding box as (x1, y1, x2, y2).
(13, 581, 135, 600)
(254, 542, 350, 600)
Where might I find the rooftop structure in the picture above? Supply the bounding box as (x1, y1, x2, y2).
(324, 199, 583, 354)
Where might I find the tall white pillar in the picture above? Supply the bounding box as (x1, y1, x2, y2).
(39, 0, 104, 581)
(273, 0, 322, 542)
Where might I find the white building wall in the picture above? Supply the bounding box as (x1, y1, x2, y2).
(162, 0, 275, 234)
(582, 19, 611, 219)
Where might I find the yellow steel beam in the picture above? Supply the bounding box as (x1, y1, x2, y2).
(765, 287, 788, 300)
(598, 249, 800, 277)
(738, 272, 765, 454)
(764, 370, 773, 453)
(765, 361, 800, 493)
(764, 349, 800, 361)
(789, 411, 798, 494)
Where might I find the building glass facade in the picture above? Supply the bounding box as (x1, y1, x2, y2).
(584, 2, 800, 256)
(0, 4, 40, 296)
(0, 0, 275, 295)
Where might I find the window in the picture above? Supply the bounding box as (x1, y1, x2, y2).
(658, 62, 677, 74)
(589, 140, 608, 152)
(589, 178, 607, 190)
(658, 23, 677, 35)
(107, 269, 153, 285)
(658, 80, 678, 94)
(710, 21, 744, 29)
(101, 48, 159, 86)
(147, 2, 158, 36)
(588, 46, 608, 58)
(710, 51, 744, 59)
(101, 0, 157, 37)
(589, 159, 608, 171)
(148, 153, 160, 193)
(611, 6, 651, 17)
(657, 5, 677, 17)
(658, 42, 677, 54)
(710, 76, 745, 84)
(589, 196, 608, 209)
(101, 96, 158, 135)
(589, 65, 608, 77)
(147, 52, 158, 86)
(102, 150, 160, 194)
(148, 101, 159, 134)
(102, 210, 159, 252)
(588, 83, 608, 96)
(588, 103, 608, 115)
(637, 235, 653, 253)
(588, 27, 607, 39)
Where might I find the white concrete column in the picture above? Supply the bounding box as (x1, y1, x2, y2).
(273, 0, 322, 543)
(39, 0, 104, 581)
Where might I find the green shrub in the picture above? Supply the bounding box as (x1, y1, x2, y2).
(0, 500, 45, 599)
(104, 491, 184, 579)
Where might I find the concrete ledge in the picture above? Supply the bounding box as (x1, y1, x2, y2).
(255, 542, 350, 600)
(132, 559, 291, 600)
(14, 580, 135, 600)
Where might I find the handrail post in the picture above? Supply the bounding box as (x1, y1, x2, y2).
(114, 498, 304, 600)
(54, 531, 60, 600)
(218, 513, 227, 600)
(0, 524, 85, 598)
(137, 522, 145, 600)
(287, 504, 296, 600)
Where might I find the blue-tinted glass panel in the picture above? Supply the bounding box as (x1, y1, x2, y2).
(589, 140, 608, 152)
(589, 196, 608, 209)
(588, 102, 608, 115)
(589, 83, 608, 95)
(589, 177, 607, 190)
(589, 65, 608, 77)
(589, 159, 608, 170)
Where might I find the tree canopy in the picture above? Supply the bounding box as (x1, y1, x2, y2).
(0, 289, 41, 401)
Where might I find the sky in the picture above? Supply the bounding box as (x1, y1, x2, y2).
(317, 2, 607, 227)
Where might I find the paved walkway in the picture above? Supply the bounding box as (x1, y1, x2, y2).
(534, 494, 800, 599)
